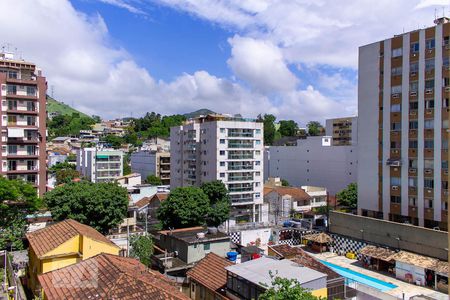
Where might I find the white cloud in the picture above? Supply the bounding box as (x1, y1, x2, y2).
(227, 36, 298, 93)
(98, 0, 147, 14)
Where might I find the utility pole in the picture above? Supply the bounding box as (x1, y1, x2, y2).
(126, 218, 130, 257)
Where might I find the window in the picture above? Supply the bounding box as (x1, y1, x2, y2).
(220, 128, 225, 133)
(255, 182, 260, 187)
(425, 38, 435, 50)
(220, 139, 225, 144)
(409, 140, 418, 149)
(425, 58, 434, 71)
(255, 161, 261, 166)
(255, 171, 261, 176)
(443, 119, 449, 129)
(220, 161, 225, 167)
(391, 66, 402, 76)
(391, 122, 401, 131)
(409, 120, 418, 129)
(255, 150, 261, 155)
(425, 199, 433, 209)
(220, 173, 225, 178)
(442, 139, 448, 150)
(444, 56, 449, 68)
(424, 178, 434, 189)
(443, 98, 449, 108)
(425, 99, 434, 109)
(425, 139, 434, 149)
(390, 177, 401, 185)
(392, 48, 402, 57)
(390, 141, 400, 149)
(444, 78, 450, 87)
(409, 177, 417, 187)
(409, 81, 418, 93)
(409, 102, 418, 110)
(425, 79, 434, 89)
(424, 119, 434, 129)
(442, 160, 448, 170)
(410, 62, 419, 73)
(390, 196, 401, 204)
(410, 42, 419, 53)
(409, 197, 416, 207)
(255, 129, 261, 134)
(443, 201, 448, 211)
(26, 86, 35, 96)
(391, 85, 402, 94)
(390, 104, 401, 112)
(203, 243, 210, 251)
(424, 159, 434, 169)
(255, 193, 260, 198)
(409, 159, 417, 168)
(443, 181, 448, 190)
(255, 140, 261, 145)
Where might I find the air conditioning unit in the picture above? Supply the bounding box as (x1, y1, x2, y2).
(428, 49, 433, 54)
(409, 168, 417, 173)
(426, 109, 433, 114)
(445, 87, 450, 92)
(425, 169, 433, 174)
(410, 71, 417, 76)
(446, 45, 450, 50)
(410, 110, 417, 115)
(410, 91, 417, 97)
(411, 207, 416, 211)
(426, 88, 433, 94)
(445, 170, 449, 175)
(392, 93, 400, 99)
(392, 149, 399, 154)
(392, 186, 399, 191)
(427, 189, 432, 193)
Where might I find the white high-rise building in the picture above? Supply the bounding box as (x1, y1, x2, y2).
(76, 147, 123, 183)
(170, 114, 266, 225)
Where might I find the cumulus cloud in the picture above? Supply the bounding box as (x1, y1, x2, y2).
(227, 36, 298, 93)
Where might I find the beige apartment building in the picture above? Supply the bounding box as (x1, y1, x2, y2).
(358, 17, 450, 230)
(0, 52, 47, 195)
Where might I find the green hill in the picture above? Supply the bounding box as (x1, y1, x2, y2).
(183, 108, 215, 119)
(46, 95, 90, 118)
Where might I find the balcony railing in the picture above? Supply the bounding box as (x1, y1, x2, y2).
(228, 165, 253, 171)
(228, 176, 254, 182)
(228, 154, 254, 160)
(228, 187, 253, 193)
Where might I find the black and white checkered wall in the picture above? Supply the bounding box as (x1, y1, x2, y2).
(229, 231, 241, 245)
(330, 234, 367, 259)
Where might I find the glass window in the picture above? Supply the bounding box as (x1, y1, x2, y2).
(391, 85, 402, 94)
(425, 58, 434, 71)
(424, 119, 434, 129)
(220, 139, 225, 144)
(425, 99, 434, 109)
(391, 66, 402, 76)
(255, 140, 261, 145)
(409, 81, 418, 92)
(391, 104, 401, 112)
(425, 38, 435, 50)
(425, 139, 434, 149)
(424, 178, 434, 189)
(409, 102, 418, 110)
(255, 161, 260, 166)
(26, 86, 35, 96)
(424, 159, 434, 169)
(425, 199, 433, 209)
(442, 139, 448, 150)
(410, 42, 419, 53)
(409, 197, 416, 207)
(390, 196, 401, 203)
(425, 79, 434, 89)
(391, 122, 401, 131)
(409, 177, 417, 187)
(220, 173, 225, 178)
(443, 119, 449, 129)
(444, 98, 450, 108)
(220, 161, 225, 167)
(409, 159, 417, 168)
(410, 62, 419, 73)
(391, 177, 401, 185)
(220, 128, 225, 133)
(203, 243, 210, 251)
(392, 48, 402, 57)
(442, 160, 448, 169)
(255, 129, 261, 134)
(220, 150, 225, 155)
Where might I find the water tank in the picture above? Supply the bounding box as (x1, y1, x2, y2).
(197, 232, 205, 239)
(227, 252, 238, 261)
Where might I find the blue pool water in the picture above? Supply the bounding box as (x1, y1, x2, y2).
(320, 260, 398, 292)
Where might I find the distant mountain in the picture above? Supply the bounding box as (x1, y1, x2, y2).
(183, 108, 215, 119)
(46, 95, 90, 118)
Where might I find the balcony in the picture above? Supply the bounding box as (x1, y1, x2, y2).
(6, 168, 39, 174)
(7, 137, 39, 144)
(228, 175, 254, 182)
(230, 196, 254, 205)
(5, 93, 37, 100)
(6, 109, 38, 115)
(228, 187, 253, 193)
(228, 141, 253, 148)
(228, 164, 253, 171)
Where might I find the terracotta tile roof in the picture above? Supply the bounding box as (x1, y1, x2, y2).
(186, 253, 232, 299)
(135, 196, 151, 209)
(264, 186, 311, 201)
(269, 245, 341, 280)
(26, 219, 118, 258)
(152, 193, 169, 202)
(39, 253, 189, 300)
(135, 193, 169, 209)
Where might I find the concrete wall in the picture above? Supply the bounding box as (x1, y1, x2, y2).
(267, 137, 357, 195)
(130, 151, 157, 178)
(329, 211, 448, 260)
(187, 240, 231, 264)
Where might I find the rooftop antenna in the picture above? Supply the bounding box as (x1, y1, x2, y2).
(50, 85, 54, 98)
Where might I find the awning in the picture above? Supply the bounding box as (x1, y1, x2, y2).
(391, 251, 439, 270)
(359, 245, 396, 262)
(303, 232, 332, 244)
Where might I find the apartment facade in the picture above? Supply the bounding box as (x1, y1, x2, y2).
(358, 17, 450, 230)
(170, 115, 265, 225)
(130, 150, 170, 185)
(76, 147, 123, 183)
(325, 116, 358, 146)
(0, 52, 46, 195)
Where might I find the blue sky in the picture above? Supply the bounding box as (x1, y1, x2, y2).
(0, 0, 446, 123)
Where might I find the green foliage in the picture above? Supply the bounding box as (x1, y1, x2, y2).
(55, 169, 80, 185)
(92, 115, 102, 123)
(157, 187, 210, 229)
(146, 175, 162, 185)
(67, 153, 76, 162)
(48, 112, 95, 137)
(306, 121, 324, 136)
(201, 181, 231, 227)
(132, 112, 186, 139)
(49, 161, 75, 172)
(278, 120, 299, 137)
(0, 177, 41, 250)
(123, 153, 131, 176)
(46, 95, 90, 118)
(130, 234, 154, 267)
(44, 181, 129, 234)
(103, 134, 124, 149)
(259, 275, 324, 300)
(281, 179, 290, 187)
(258, 114, 276, 145)
(336, 182, 357, 209)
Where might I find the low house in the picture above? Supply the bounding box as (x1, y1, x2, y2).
(26, 219, 120, 295)
(39, 253, 189, 300)
(186, 253, 233, 300)
(116, 173, 142, 188)
(225, 257, 328, 299)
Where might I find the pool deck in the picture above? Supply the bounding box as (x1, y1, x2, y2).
(311, 252, 448, 300)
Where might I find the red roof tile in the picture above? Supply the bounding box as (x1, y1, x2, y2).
(265, 186, 311, 201)
(39, 253, 189, 300)
(186, 253, 233, 299)
(26, 219, 118, 258)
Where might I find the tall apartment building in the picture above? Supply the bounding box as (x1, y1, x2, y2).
(325, 117, 358, 146)
(130, 151, 170, 185)
(0, 52, 46, 195)
(76, 148, 123, 183)
(358, 17, 450, 230)
(170, 115, 265, 225)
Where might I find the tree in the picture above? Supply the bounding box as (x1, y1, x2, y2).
(259, 114, 276, 145)
(157, 187, 210, 229)
(48, 112, 95, 137)
(336, 182, 357, 209)
(281, 179, 290, 187)
(44, 181, 129, 234)
(259, 275, 324, 300)
(200, 181, 231, 227)
(0, 177, 41, 250)
(49, 161, 75, 172)
(103, 134, 124, 149)
(92, 115, 102, 123)
(146, 175, 162, 185)
(278, 120, 299, 137)
(55, 168, 80, 185)
(130, 235, 154, 267)
(306, 121, 324, 136)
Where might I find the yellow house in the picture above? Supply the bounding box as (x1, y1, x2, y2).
(26, 219, 120, 295)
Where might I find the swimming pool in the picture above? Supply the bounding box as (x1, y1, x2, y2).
(320, 260, 398, 292)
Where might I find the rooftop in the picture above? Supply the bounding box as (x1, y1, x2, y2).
(26, 219, 119, 258)
(159, 227, 230, 244)
(39, 253, 189, 300)
(225, 257, 327, 288)
(264, 186, 311, 201)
